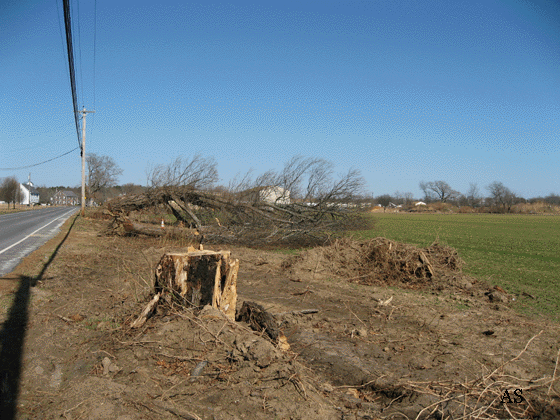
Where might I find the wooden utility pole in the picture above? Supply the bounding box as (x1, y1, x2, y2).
(80, 107, 95, 216)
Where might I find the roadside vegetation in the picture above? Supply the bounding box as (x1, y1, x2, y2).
(358, 212, 560, 320)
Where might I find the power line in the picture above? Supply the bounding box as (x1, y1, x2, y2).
(91, 0, 98, 133)
(75, 0, 85, 108)
(0, 147, 79, 171)
(93, 0, 97, 109)
(3, 134, 75, 154)
(62, 0, 81, 151)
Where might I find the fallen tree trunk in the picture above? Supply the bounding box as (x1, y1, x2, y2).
(106, 214, 202, 240)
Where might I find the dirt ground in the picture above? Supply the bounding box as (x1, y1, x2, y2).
(1, 214, 560, 419)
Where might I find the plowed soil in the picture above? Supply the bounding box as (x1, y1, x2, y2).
(1, 214, 559, 419)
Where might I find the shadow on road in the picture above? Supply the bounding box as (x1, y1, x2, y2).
(0, 214, 78, 419)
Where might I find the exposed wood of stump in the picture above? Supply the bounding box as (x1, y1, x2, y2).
(154, 250, 239, 320)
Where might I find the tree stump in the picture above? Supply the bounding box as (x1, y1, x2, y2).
(154, 250, 239, 320)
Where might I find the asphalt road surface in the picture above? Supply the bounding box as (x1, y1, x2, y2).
(0, 207, 78, 277)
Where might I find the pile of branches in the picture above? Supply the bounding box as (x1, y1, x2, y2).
(282, 237, 464, 286)
(105, 155, 370, 246)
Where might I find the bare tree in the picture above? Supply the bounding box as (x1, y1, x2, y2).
(544, 194, 560, 205)
(419, 181, 435, 202)
(87, 154, 123, 202)
(375, 194, 393, 207)
(419, 181, 458, 203)
(393, 191, 403, 205)
(147, 155, 218, 190)
(0, 176, 21, 209)
(466, 183, 482, 207)
(486, 181, 518, 212)
(403, 192, 414, 205)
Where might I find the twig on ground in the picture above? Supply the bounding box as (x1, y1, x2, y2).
(549, 347, 560, 396)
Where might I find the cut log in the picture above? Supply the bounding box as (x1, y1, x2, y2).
(131, 292, 161, 328)
(154, 250, 239, 320)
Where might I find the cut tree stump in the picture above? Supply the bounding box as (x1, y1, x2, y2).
(154, 250, 239, 320)
(131, 249, 239, 327)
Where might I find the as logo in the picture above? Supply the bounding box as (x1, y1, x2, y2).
(500, 389, 525, 404)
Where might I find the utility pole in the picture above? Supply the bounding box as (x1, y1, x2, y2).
(80, 107, 95, 216)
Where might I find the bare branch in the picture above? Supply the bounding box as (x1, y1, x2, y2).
(147, 154, 218, 190)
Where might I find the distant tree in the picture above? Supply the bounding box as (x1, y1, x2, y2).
(121, 183, 145, 196)
(456, 194, 468, 207)
(87, 154, 123, 202)
(35, 185, 56, 204)
(486, 181, 519, 212)
(466, 183, 482, 207)
(544, 194, 560, 206)
(0, 176, 21, 208)
(419, 181, 458, 203)
(375, 194, 393, 207)
(393, 191, 403, 205)
(403, 192, 414, 205)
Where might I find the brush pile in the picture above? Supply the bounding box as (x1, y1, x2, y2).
(283, 237, 464, 287)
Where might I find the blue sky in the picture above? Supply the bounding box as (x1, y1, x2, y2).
(1, 0, 559, 199)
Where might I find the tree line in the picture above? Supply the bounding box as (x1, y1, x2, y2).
(376, 180, 560, 213)
(2, 154, 559, 215)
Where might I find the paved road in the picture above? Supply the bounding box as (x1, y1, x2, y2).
(0, 207, 78, 277)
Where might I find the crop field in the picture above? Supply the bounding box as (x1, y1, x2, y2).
(357, 213, 560, 319)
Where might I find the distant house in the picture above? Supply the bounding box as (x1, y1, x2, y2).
(52, 190, 80, 206)
(20, 178, 40, 205)
(239, 186, 291, 205)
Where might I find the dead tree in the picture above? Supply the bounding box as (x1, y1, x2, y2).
(107, 155, 368, 245)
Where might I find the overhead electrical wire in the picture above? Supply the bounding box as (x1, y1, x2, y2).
(75, 0, 85, 108)
(94, 0, 97, 110)
(89, 0, 98, 134)
(62, 0, 82, 152)
(0, 147, 80, 171)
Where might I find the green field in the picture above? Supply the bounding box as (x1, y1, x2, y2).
(356, 213, 560, 320)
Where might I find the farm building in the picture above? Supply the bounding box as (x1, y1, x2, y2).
(239, 186, 291, 205)
(19, 177, 40, 205)
(52, 190, 80, 206)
